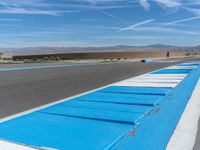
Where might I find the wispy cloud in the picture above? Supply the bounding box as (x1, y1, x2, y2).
(184, 1, 200, 6)
(0, 7, 72, 16)
(83, 0, 128, 22)
(104, 35, 167, 40)
(0, 0, 43, 7)
(139, 0, 200, 19)
(84, 0, 124, 5)
(95, 26, 121, 30)
(0, 0, 74, 16)
(132, 26, 200, 35)
(94, 8, 126, 22)
(0, 18, 22, 21)
(153, 0, 181, 8)
(120, 19, 154, 31)
(185, 7, 200, 16)
(139, 0, 181, 10)
(163, 16, 200, 26)
(139, 0, 150, 10)
(0, 0, 199, 47)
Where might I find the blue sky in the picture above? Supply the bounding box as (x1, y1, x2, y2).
(0, 0, 200, 47)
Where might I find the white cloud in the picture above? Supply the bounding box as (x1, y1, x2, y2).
(81, 0, 128, 23)
(120, 19, 154, 31)
(139, 0, 182, 10)
(105, 35, 167, 40)
(0, 7, 72, 16)
(185, 7, 200, 16)
(84, 0, 124, 5)
(0, 18, 22, 21)
(153, 0, 181, 8)
(163, 16, 200, 25)
(0, 0, 43, 7)
(132, 26, 200, 35)
(94, 8, 126, 22)
(139, 0, 150, 10)
(0, 0, 75, 16)
(184, 1, 200, 6)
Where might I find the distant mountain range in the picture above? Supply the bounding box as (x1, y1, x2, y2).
(1, 44, 200, 56)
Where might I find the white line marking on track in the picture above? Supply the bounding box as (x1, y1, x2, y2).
(138, 74, 187, 78)
(167, 79, 200, 150)
(0, 140, 36, 150)
(125, 79, 182, 83)
(114, 82, 178, 88)
(167, 66, 197, 69)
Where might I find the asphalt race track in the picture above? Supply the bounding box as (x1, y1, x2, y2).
(0, 60, 185, 118)
(0, 57, 199, 149)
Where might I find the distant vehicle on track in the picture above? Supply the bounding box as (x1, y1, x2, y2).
(141, 59, 152, 63)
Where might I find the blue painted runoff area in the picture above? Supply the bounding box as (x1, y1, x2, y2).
(178, 63, 200, 66)
(40, 106, 144, 125)
(76, 92, 164, 106)
(59, 101, 152, 114)
(0, 113, 133, 150)
(100, 86, 171, 96)
(0, 63, 199, 150)
(152, 68, 193, 74)
(112, 64, 200, 150)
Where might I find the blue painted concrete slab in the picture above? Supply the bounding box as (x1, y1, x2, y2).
(0, 79, 165, 150)
(39, 105, 144, 125)
(59, 100, 153, 114)
(110, 64, 200, 150)
(0, 63, 197, 150)
(178, 63, 200, 66)
(77, 92, 164, 106)
(100, 86, 171, 96)
(0, 112, 133, 150)
(152, 69, 193, 74)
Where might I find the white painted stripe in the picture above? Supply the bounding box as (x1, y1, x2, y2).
(114, 81, 177, 88)
(138, 74, 187, 77)
(180, 63, 200, 65)
(0, 140, 35, 150)
(135, 74, 186, 77)
(127, 74, 187, 81)
(167, 66, 197, 69)
(132, 77, 184, 80)
(167, 79, 200, 150)
(125, 79, 181, 83)
(113, 73, 186, 88)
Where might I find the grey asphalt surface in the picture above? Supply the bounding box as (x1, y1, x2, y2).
(0, 61, 177, 119)
(0, 57, 199, 149)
